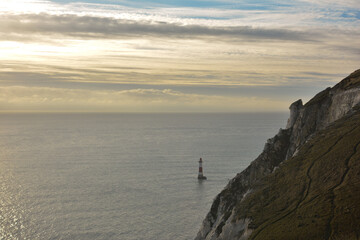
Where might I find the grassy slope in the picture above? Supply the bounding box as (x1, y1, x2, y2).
(233, 108, 360, 240)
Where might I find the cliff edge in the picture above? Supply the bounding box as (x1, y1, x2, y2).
(195, 69, 360, 240)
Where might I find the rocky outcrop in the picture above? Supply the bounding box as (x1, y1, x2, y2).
(195, 69, 360, 240)
(286, 99, 303, 129)
(286, 69, 360, 159)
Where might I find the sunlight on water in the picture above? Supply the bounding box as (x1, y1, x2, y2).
(0, 160, 26, 239)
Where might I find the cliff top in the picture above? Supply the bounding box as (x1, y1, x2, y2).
(334, 68, 360, 90)
(303, 69, 360, 107)
(195, 69, 360, 240)
(234, 106, 360, 239)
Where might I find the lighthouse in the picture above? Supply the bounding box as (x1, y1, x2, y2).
(198, 158, 207, 180)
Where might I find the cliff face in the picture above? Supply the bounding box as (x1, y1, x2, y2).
(235, 108, 360, 239)
(286, 69, 360, 159)
(195, 69, 360, 240)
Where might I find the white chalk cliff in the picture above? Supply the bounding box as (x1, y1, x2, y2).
(195, 69, 360, 240)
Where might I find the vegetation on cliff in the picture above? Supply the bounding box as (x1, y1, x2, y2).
(196, 69, 360, 240)
(236, 106, 360, 239)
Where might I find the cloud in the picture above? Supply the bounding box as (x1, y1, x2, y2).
(0, 13, 321, 42)
(1, 1, 359, 44)
(0, 1, 359, 112)
(0, 86, 288, 112)
(297, 0, 360, 8)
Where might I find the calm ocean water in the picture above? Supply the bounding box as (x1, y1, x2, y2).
(0, 113, 287, 240)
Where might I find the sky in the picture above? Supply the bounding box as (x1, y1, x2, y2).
(0, 0, 359, 112)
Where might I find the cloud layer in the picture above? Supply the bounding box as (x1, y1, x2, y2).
(0, 0, 359, 112)
(1, 13, 323, 43)
(0, 86, 288, 112)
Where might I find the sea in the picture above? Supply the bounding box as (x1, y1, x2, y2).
(0, 112, 288, 240)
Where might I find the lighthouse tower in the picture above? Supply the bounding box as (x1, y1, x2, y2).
(198, 158, 207, 180)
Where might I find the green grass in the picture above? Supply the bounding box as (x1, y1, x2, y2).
(232, 110, 360, 239)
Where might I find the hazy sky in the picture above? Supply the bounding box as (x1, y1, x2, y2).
(0, 0, 359, 112)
